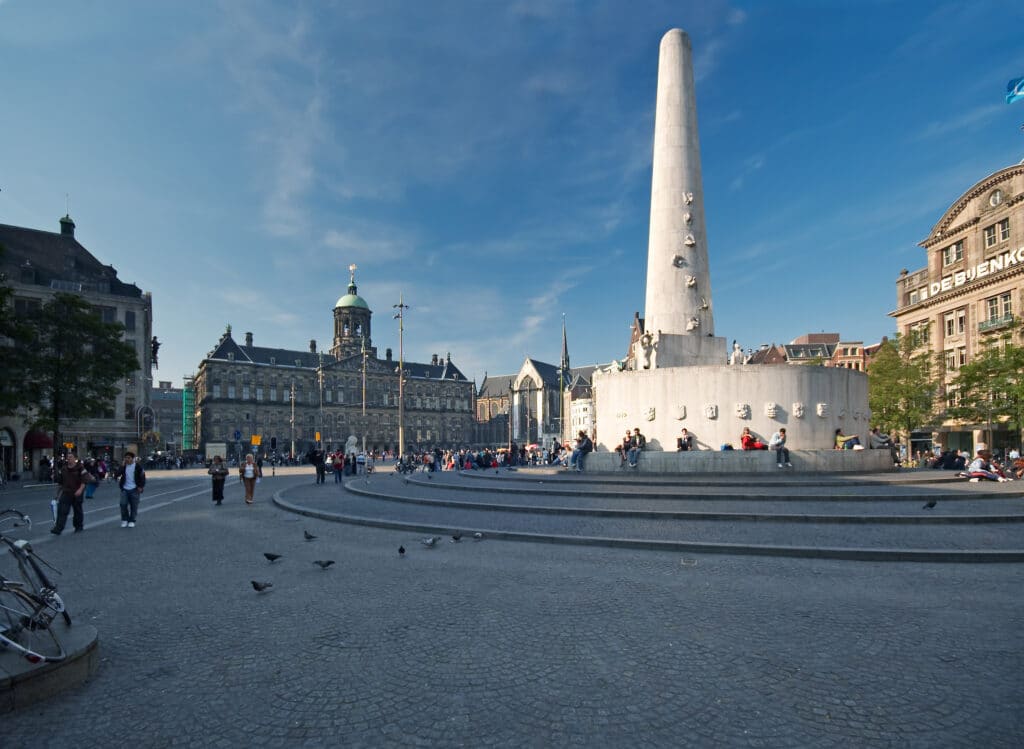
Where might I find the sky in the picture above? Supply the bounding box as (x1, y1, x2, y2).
(2, 1, 1024, 389)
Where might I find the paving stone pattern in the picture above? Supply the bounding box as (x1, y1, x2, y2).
(2, 473, 1022, 747)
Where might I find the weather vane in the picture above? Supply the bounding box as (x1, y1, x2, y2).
(349, 263, 357, 284)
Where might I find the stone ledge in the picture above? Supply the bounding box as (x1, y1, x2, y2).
(0, 620, 99, 713)
(581, 448, 893, 473)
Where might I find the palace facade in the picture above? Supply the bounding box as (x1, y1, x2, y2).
(192, 269, 475, 458)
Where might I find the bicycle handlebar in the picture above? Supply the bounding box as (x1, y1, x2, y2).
(0, 508, 32, 533)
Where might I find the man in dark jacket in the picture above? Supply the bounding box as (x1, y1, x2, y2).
(52, 453, 95, 535)
(117, 451, 147, 528)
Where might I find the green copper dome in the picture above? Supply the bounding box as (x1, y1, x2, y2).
(335, 265, 369, 309)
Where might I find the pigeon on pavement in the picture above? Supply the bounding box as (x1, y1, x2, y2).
(398, 545, 405, 556)
(421, 536, 440, 548)
(451, 532, 462, 543)
(304, 530, 317, 541)
(473, 532, 484, 541)
(922, 500, 937, 510)
(263, 553, 282, 563)
(313, 560, 335, 569)
(251, 580, 273, 592)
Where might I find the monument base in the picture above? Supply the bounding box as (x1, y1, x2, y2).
(593, 363, 870, 452)
(581, 448, 893, 474)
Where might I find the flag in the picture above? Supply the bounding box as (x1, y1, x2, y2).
(1007, 77, 1024, 104)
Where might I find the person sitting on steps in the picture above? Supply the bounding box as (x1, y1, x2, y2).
(627, 428, 646, 467)
(569, 431, 593, 472)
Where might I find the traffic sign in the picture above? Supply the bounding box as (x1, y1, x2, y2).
(315, 431, 321, 442)
(234, 430, 242, 440)
(251, 435, 262, 446)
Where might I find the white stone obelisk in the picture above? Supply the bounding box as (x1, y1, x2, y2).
(642, 28, 725, 367)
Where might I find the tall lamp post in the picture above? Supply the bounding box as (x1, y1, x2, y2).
(393, 295, 409, 457)
(317, 352, 324, 449)
(289, 381, 296, 459)
(361, 336, 368, 455)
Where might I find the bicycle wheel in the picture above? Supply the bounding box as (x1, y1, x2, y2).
(0, 587, 67, 663)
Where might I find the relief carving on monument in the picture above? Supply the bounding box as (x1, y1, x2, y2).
(764, 402, 778, 418)
(735, 403, 751, 419)
(792, 402, 805, 418)
(683, 212, 692, 224)
(686, 317, 700, 331)
(703, 403, 718, 419)
(684, 234, 696, 247)
(699, 297, 709, 311)
(683, 192, 694, 205)
(635, 331, 657, 370)
(685, 275, 697, 287)
(837, 408, 847, 419)
(643, 406, 656, 422)
(673, 255, 687, 268)
(729, 341, 744, 365)
(816, 403, 829, 418)
(674, 404, 686, 420)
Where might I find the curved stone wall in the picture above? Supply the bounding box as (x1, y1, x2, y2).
(592, 364, 869, 451)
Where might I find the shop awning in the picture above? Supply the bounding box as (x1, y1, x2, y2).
(23, 431, 53, 450)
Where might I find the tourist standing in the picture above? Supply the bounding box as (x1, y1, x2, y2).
(239, 453, 262, 503)
(51, 454, 95, 535)
(117, 452, 146, 528)
(208, 455, 229, 505)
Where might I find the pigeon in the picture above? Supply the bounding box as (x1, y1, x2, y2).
(312, 560, 335, 569)
(421, 536, 440, 548)
(473, 532, 484, 541)
(398, 545, 405, 556)
(427, 474, 433, 480)
(263, 553, 282, 563)
(251, 580, 273, 592)
(922, 500, 937, 510)
(304, 530, 317, 541)
(451, 532, 462, 543)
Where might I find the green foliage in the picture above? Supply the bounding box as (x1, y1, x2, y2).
(867, 331, 937, 440)
(0, 248, 36, 416)
(947, 325, 1024, 445)
(14, 293, 139, 449)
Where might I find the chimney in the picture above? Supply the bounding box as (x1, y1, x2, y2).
(431, 353, 438, 366)
(245, 332, 253, 347)
(59, 214, 75, 238)
(386, 348, 392, 362)
(309, 339, 317, 353)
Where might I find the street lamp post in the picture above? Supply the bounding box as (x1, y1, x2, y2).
(393, 295, 409, 458)
(361, 336, 368, 455)
(289, 381, 296, 459)
(317, 353, 324, 449)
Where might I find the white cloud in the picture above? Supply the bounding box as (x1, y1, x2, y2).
(916, 104, 1003, 140)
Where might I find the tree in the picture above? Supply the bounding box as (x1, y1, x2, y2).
(867, 331, 937, 441)
(18, 293, 139, 454)
(947, 328, 1024, 448)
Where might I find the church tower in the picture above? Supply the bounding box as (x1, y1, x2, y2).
(331, 264, 375, 360)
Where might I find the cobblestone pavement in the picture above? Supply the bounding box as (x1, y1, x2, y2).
(2, 472, 1022, 747)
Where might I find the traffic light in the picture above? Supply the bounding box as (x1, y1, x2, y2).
(270, 436, 277, 451)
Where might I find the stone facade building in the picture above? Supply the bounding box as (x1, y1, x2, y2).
(192, 269, 475, 459)
(891, 162, 1024, 453)
(0, 215, 153, 475)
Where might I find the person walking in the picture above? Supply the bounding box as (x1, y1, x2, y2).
(117, 451, 146, 528)
(51, 453, 95, 535)
(769, 428, 792, 468)
(239, 453, 262, 504)
(208, 455, 229, 505)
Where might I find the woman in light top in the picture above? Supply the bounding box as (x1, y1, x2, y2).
(239, 453, 262, 504)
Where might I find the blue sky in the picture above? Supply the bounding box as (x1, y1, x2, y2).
(2, 1, 1023, 388)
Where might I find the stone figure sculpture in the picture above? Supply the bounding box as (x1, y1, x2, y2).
(730, 341, 744, 365)
(683, 192, 694, 205)
(735, 403, 750, 419)
(685, 275, 697, 287)
(816, 403, 829, 418)
(764, 402, 778, 418)
(686, 317, 700, 331)
(792, 402, 805, 418)
(643, 406, 656, 421)
(637, 331, 656, 370)
(674, 404, 687, 420)
(684, 234, 696, 247)
(683, 212, 692, 224)
(704, 403, 718, 419)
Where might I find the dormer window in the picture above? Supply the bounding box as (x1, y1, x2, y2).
(295, 359, 301, 367)
(227, 353, 235, 361)
(270, 357, 276, 365)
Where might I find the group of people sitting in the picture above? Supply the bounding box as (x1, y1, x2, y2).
(960, 445, 1019, 482)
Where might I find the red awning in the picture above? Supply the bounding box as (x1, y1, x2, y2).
(23, 431, 53, 450)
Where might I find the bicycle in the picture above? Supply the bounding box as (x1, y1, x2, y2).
(0, 509, 71, 663)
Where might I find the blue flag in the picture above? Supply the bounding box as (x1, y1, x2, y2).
(1007, 77, 1024, 104)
